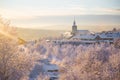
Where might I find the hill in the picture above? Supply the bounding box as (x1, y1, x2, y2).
(17, 28, 65, 40)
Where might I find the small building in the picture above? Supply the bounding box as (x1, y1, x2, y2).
(41, 59, 59, 80)
(43, 64, 59, 80)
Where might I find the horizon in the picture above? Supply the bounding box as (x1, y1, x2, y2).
(0, 0, 120, 31)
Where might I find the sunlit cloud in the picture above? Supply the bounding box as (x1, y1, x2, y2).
(0, 7, 86, 20)
(1, 7, 120, 21)
(0, 8, 36, 20)
(94, 8, 120, 15)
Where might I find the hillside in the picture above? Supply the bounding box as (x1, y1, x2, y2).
(17, 28, 65, 40)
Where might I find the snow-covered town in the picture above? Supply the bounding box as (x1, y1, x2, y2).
(53, 20, 120, 45)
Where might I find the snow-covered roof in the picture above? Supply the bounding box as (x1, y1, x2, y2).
(73, 34, 96, 39)
(73, 32, 120, 40)
(77, 30, 89, 32)
(43, 64, 59, 71)
(99, 33, 111, 38)
(48, 74, 58, 78)
(76, 30, 90, 35)
(99, 32, 120, 38)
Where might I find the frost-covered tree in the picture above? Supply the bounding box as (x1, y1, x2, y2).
(0, 17, 37, 80)
(114, 38, 120, 48)
(58, 44, 120, 80)
(19, 36, 120, 80)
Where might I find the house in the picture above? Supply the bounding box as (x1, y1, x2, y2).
(43, 64, 59, 80)
(41, 59, 59, 80)
(72, 31, 120, 44)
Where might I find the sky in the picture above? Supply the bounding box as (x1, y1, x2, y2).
(0, 0, 120, 31)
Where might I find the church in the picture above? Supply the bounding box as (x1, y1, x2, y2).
(72, 20, 90, 36)
(71, 20, 120, 44)
(62, 20, 91, 39)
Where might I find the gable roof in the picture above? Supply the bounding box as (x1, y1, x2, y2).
(76, 30, 90, 35)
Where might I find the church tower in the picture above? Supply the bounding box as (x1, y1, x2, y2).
(72, 19, 77, 35)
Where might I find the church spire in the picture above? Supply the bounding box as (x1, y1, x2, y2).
(73, 16, 76, 26)
(73, 20, 76, 26)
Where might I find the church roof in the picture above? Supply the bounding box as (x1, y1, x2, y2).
(76, 30, 90, 35)
(77, 30, 89, 32)
(73, 34, 96, 39)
